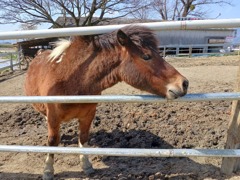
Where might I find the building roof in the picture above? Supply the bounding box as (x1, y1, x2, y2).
(15, 37, 58, 47)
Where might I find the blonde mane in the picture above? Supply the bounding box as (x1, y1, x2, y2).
(48, 39, 71, 63)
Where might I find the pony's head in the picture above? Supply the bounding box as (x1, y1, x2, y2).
(117, 25, 188, 99)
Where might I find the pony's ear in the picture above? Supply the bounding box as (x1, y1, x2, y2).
(117, 29, 129, 46)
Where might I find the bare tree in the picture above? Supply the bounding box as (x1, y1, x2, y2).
(20, 24, 38, 31)
(151, 0, 182, 20)
(127, 0, 153, 20)
(0, 0, 144, 27)
(150, 0, 232, 20)
(0, 0, 233, 29)
(181, 0, 232, 17)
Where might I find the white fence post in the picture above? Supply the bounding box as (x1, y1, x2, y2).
(189, 46, 192, 57)
(10, 53, 13, 71)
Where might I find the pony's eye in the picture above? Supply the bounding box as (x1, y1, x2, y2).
(142, 54, 151, 61)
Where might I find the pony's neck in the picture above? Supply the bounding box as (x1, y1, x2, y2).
(85, 50, 122, 94)
(60, 36, 123, 95)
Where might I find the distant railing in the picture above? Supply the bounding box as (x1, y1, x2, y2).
(0, 52, 19, 72)
(159, 43, 239, 57)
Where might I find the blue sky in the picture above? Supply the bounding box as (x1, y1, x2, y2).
(207, 0, 240, 19)
(208, 0, 240, 37)
(0, 0, 239, 33)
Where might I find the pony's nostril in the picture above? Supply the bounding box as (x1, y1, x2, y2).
(182, 79, 189, 91)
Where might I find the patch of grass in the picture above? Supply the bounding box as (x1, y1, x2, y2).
(0, 67, 11, 75)
(176, 54, 189, 57)
(0, 44, 13, 48)
(223, 51, 239, 56)
(0, 53, 18, 61)
(2, 54, 18, 60)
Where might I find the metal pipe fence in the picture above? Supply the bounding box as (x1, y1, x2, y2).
(1, 19, 240, 161)
(0, 93, 240, 104)
(0, 19, 240, 40)
(0, 145, 240, 158)
(0, 92, 240, 158)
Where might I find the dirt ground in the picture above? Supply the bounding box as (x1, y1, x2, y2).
(0, 55, 240, 180)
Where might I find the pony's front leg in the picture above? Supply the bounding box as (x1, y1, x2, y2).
(43, 153, 55, 180)
(43, 116, 60, 180)
(79, 140, 94, 175)
(78, 109, 96, 175)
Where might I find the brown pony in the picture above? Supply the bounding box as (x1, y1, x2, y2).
(25, 25, 188, 179)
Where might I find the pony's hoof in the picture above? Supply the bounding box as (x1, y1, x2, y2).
(43, 171, 54, 180)
(83, 166, 95, 175)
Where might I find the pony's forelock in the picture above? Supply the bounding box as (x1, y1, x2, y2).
(48, 39, 71, 62)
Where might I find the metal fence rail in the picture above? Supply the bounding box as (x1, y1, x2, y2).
(0, 93, 240, 103)
(0, 19, 240, 40)
(0, 92, 239, 159)
(0, 145, 240, 158)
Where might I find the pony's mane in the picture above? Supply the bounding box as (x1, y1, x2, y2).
(48, 39, 71, 62)
(48, 25, 158, 63)
(93, 25, 159, 50)
(120, 25, 158, 49)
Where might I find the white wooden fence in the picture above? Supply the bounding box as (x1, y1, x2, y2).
(0, 53, 19, 72)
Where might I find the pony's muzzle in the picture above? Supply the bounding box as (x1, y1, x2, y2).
(182, 79, 189, 92)
(166, 78, 189, 100)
